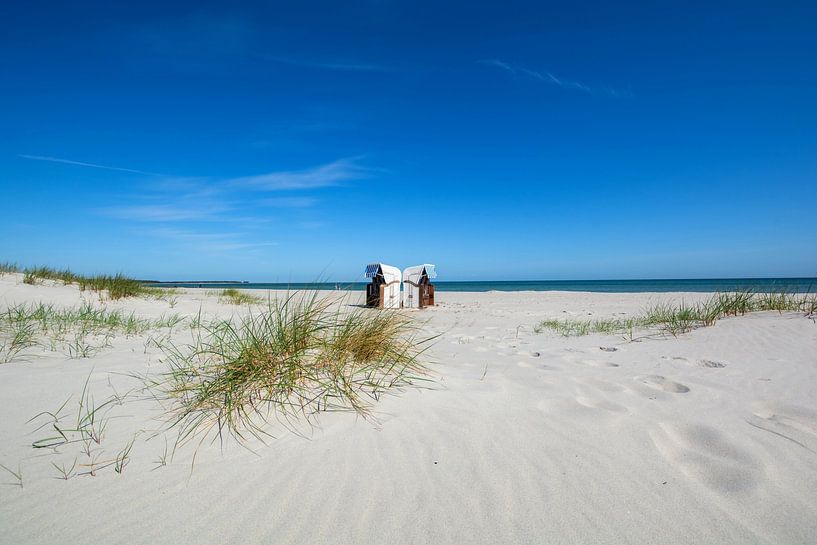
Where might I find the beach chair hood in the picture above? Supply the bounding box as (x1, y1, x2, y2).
(365, 263, 401, 284)
(402, 264, 436, 283)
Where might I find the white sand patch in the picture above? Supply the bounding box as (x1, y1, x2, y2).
(1, 273, 816, 544)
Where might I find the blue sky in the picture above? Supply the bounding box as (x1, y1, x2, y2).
(1, 1, 816, 281)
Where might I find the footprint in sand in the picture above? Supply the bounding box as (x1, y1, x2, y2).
(635, 375, 690, 393)
(699, 359, 727, 368)
(650, 422, 761, 494)
(751, 402, 817, 439)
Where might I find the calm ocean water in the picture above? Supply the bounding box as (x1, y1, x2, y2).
(145, 278, 817, 293)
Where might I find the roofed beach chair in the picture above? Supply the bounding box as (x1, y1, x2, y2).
(402, 264, 436, 309)
(364, 263, 402, 309)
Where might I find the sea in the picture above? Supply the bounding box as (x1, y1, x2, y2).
(144, 278, 817, 293)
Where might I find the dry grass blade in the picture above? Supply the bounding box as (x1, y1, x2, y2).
(0, 463, 23, 488)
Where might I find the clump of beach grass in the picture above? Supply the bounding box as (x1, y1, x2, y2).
(139, 286, 181, 302)
(536, 289, 817, 338)
(147, 292, 432, 447)
(0, 302, 185, 362)
(533, 317, 638, 337)
(217, 288, 263, 306)
(77, 274, 146, 300)
(6, 260, 180, 303)
(0, 262, 20, 275)
(9, 263, 152, 300)
(0, 317, 37, 363)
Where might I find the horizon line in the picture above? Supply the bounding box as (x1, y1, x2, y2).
(139, 275, 817, 284)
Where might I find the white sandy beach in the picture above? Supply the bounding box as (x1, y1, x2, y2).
(1, 273, 816, 544)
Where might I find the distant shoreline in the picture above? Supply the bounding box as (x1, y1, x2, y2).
(140, 280, 248, 285)
(140, 277, 817, 293)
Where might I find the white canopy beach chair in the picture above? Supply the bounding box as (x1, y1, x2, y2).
(364, 263, 402, 309)
(402, 264, 436, 309)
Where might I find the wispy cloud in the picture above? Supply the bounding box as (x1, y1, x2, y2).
(518, 67, 594, 93)
(20, 154, 164, 175)
(229, 157, 371, 190)
(99, 204, 229, 222)
(149, 227, 240, 242)
(98, 157, 366, 225)
(478, 59, 631, 98)
(260, 197, 318, 208)
(133, 13, 392, 75)
(148, 227, 278, 252)
(88, 156, 372, 253)
(478, 59, 516, 75)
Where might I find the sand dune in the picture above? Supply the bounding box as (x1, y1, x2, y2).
(1, 274, 816, 544)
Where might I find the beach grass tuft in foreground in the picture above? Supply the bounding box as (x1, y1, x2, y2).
(147, 292, 432, 446)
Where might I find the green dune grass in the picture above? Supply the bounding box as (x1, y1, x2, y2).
(0, 302, 183, 362)
(536, 289, 817, 337)
(216, 288, 263, 305)
(3, 263, 162, 300)
(145, 292, 434, 446)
